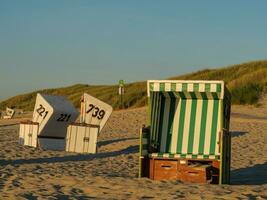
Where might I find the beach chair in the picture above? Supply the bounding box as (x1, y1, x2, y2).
(2, 107, 15, 119)
(139, 80, 231, 184)
(65, 93, 113, 153)
(19, 93, 79, 150)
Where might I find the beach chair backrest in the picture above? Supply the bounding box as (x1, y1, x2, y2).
(80, 93, 113, 132)
(32, 93, 79, 138)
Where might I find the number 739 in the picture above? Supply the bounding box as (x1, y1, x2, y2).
(86, 104, 105, 120)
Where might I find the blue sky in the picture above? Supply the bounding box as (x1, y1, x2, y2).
(0, 1, 267, 100)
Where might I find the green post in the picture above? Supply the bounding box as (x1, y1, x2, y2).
(118, 80, 125, 109)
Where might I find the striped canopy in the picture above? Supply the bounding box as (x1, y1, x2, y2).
(148, 80, 231, 159)
(148, 80, 226, 99)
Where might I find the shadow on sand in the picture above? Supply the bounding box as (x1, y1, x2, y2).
(231, 131, 248, 138)
(97, 137, 138, 147)
(0, 145, 139, 166)
(231, 112, 267, 120)
(231, 162, 267, 185)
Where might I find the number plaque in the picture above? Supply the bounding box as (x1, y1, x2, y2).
(80, 93, 113, 132)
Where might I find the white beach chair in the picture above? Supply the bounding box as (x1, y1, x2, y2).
(2, 107, 15, 119)
(65, 93, 113, 154)
(19, 93, 79, 150)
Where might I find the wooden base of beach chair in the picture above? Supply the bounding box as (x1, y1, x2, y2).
(150, 159, 178, 180)
(65, 123, 100, 154)
(178, 164, 212, 183)
(19, 121, 39, 147)
(148, 158, 220, 184)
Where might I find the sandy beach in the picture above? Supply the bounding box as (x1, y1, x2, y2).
(0, 102, 266, 199)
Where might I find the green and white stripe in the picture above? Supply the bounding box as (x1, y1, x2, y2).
(152, 98, 222, 157)
(149, 153, 220, 160)
(150, 92, 162, 148)
(148, 81, 224, 99)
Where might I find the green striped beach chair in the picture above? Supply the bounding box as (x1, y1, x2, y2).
(139, 80, 231, 184)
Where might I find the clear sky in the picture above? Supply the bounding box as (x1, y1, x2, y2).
(0, 1, 267, 100)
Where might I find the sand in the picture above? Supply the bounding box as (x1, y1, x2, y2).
(0, 103, 266, 199)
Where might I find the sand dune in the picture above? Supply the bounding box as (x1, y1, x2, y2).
(0, 105, 266, 199)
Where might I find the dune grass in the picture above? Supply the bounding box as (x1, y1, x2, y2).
(0, 60, 266, 111)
